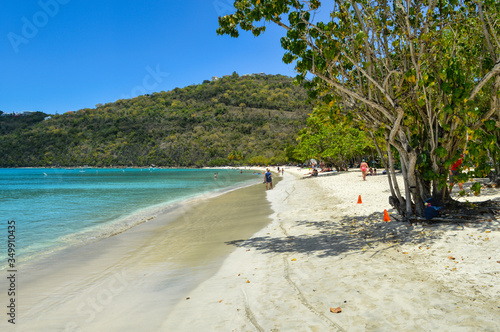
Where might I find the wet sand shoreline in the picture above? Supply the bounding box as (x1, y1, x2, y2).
(2, 176, 276, 331)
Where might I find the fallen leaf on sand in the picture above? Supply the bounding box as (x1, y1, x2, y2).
(186, 297, 190, 300)
(497, 261, 500, 264)
(485, 231, 491, 233)
(291, 258, 297, 261)
(448, 256, 455, 260)
(246, 249, 251, 251)
(330, 307, 342, 313)
(402, 252, 408, 254)
(246, 280, 250, 283)
(219, 300, 223, 303)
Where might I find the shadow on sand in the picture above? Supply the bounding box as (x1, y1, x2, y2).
(225, 211, 497, 258)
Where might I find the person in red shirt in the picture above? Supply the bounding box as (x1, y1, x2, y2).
(449, 154, 464, 193)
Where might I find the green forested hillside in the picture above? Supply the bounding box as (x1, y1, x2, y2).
(0, 74, 311, 167)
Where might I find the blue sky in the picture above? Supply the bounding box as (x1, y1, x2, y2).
(0, 0, 300, 115)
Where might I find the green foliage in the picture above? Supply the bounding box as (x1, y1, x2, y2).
(0, 75, 311, 167)
(207, 158, 230, 167)
(218, 0, 500, 212)
(0, 112, 48, 135)
(294, 109, 375, 169)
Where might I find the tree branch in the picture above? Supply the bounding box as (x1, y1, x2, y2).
(313, 70, 396, 123)
(468, 61, 500, 104)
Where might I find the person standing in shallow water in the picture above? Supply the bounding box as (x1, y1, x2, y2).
(264, 168, 273, 190)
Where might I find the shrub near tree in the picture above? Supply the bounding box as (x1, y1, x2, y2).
(218, 0, 500, 219)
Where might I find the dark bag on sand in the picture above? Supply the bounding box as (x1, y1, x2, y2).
(424, 198, 443, 220)
(424, 206, 440, 220)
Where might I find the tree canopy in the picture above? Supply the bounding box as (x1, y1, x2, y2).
(218, 0, 500, 218)
(294, 106, 375, 170)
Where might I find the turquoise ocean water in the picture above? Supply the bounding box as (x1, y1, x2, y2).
(0, 168, 260, 269)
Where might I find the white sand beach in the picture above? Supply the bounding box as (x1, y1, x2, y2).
(161, 168, 500, 331)
(4, 168, 499, 331)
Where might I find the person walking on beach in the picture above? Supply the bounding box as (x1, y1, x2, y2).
(264, 168, 273, 190)
(360, 159, 369, 181)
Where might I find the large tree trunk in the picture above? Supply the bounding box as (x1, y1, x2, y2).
(405, 151, 425, 217)
(399, 155, 413, 217)
(386, 141, 406, 216)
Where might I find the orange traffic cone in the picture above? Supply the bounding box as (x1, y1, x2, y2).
(357, 195, 362, 204)
(383, 209, 391, 222)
